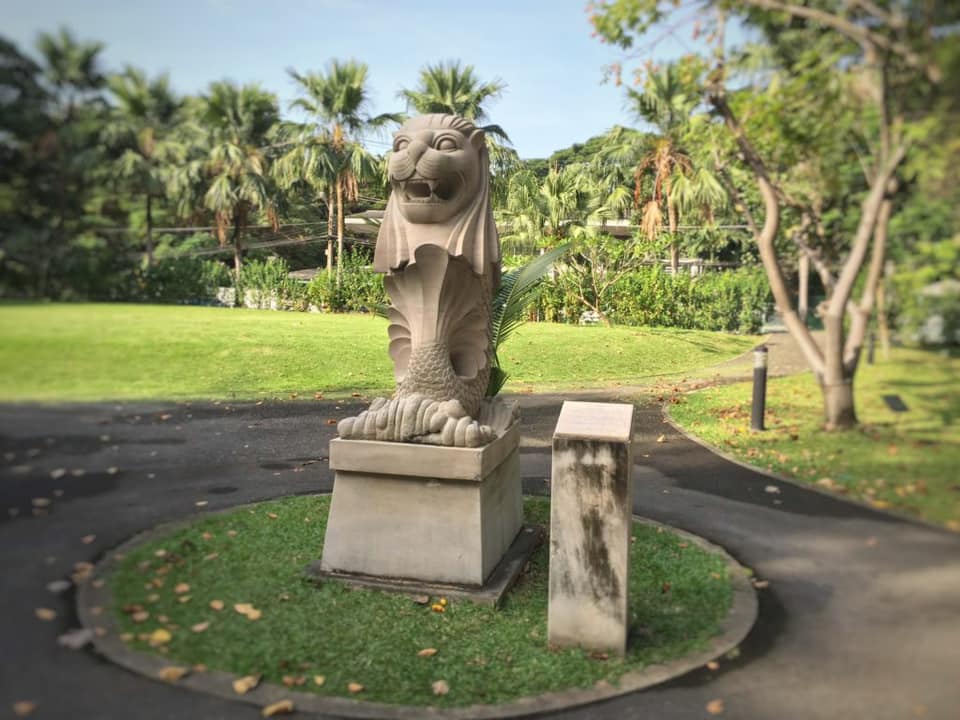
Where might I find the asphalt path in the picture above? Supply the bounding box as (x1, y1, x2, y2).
(1, 396, 958, 719)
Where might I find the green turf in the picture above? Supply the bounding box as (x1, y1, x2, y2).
(670, 348, 960, 529)
(0, 303, 756, 401)
(109, 496, 733, 707)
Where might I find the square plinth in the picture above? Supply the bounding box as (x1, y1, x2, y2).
(320, 422, 522, 587)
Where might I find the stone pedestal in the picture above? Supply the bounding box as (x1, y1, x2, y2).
(320, 423, 522, 588)
(548, 401, 634, 656)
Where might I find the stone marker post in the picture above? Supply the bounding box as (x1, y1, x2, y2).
(548, 401, 634, 656)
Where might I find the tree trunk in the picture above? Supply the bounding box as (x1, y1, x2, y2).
(326, 187, 334, 278)
(821, 314, 857, 429)
(145, 194, 155, 266)
(232, 221, 243, 303)
(821, 376, 857, 430)
(667, 199, 679, 273)
(798, 252, 809, 323)
(336, 179, 345, 287)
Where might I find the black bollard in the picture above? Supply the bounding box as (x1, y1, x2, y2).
(751, 345, 768, 432)
(867, 331, 876, 365)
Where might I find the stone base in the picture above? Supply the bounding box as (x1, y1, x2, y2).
(308, 523, 539, 606)
(320, 422, 522, 588)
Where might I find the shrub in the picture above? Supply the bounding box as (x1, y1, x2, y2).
(306, 249, 385, 313)
(135, 256, 230, 304)
(535, 264, 771, 333)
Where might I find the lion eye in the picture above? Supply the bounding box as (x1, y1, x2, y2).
(394, 137, 409, 152)
(436, 136, 458, 151)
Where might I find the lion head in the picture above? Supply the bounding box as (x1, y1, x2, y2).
(373, 114, 499, 282)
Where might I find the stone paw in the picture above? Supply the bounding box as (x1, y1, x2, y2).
(337, 394, 496, 448)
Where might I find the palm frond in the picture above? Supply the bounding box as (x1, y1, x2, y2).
(486, 243, 570, 396)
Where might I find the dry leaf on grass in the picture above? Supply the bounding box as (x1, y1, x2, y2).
(34, 608, 56, 621)
(267, 512, 279, 520)
(430, 603, 445, 613)
(347, 682, 364, 694)
(432, 680, 450, 696)
(232, 674, 261, 695)
(132, 611, 150, 623)
(417, 648, 438, 657)
(234, 603, 262, 620)
(148, 628, 172, 647)
(12, 701, 37, 717)
(411, 595, 430, 605)
(158, 666, 189, 682)
(191, 621, 210, 633)
(313, 675, 325, 686)
(174, 583, 190, 594)
(706, 698, 725, 715)
(209, 600, 225, 611)
(261, 700, 294, 717)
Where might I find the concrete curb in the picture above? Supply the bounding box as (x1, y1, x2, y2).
(77, 495, 758, 719)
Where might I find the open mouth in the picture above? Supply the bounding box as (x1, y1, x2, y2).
(398, 175, 458, 203)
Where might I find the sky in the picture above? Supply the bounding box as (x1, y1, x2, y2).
(3, 0, 690, 158)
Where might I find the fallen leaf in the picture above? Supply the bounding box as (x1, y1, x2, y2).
(234, 603, 262, 620)
(106, 466, 119, 475)
(195, 500, 208, 507)
(50, 468, 66, 479)
(439, 597, 448, 607)
(174, 583, 190, 594)
(267, 512, 279, 520)
(347, 682, 364, 694)
(132, 611, 150, 623)
(57, 628, 94, 649)
(191, 621, 210, 633)
(656, 434, 666, 443)
(706, 660, 720, 671)
(193, 663, 207, 673)
(418, 648, 438, 657)
(432, 679, 450, 696)
(752, 579, 770, 589)
(81, 534, 96, 544)
(430, 603, 445, 613)
(706, 698, 725, 715)
(764, 485, 780, 494)
(210, 600, 225, 611)
(589, 650, 609, 660)
(12, 701, 37, 717)
(178, 596, 192, 604)
(411, 595, 430, 605)
(325, 419, 338, 425)
(313, 675, 325, 686)
(148, 628, 172, 647)
(34, 608, 56, 621)
(154, 549, 167, 558)
(158, 666, 189, 682)
(232, 674, 261, 695)
(201, 532, 213, 540)
(227, 530, 238, 538)
(31, 498, 51, 508)
(262, 700, 294, 717)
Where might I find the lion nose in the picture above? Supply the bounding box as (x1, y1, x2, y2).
(406, 139, 428, 163)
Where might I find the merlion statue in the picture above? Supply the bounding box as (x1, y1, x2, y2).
(337, 114, 516, 448)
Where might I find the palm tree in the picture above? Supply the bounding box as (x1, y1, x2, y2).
(625, 65, 724, 272)
(197, 82, 279, 284)
(107, 67, 185, 265)
(286, 60, 399, 285)
(398, 60, 509, 142)
(32, 28, 107, 296)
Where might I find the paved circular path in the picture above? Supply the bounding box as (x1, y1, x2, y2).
(1, 393, 958, 719)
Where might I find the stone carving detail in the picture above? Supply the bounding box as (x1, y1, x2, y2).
(337, 114, 515, 447)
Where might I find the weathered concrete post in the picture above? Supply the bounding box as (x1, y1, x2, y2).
(548, 401, 634, 656)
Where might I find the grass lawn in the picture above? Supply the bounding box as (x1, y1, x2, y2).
(670, 348, 960, 529)
(110, 495, 733, 707)
(0, 303, 756, 402)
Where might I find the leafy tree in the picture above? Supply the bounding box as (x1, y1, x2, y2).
(196, 81, 279, 284)
(591, 0, 953, 429)
(286, 60, 398, 285)
(398, 60, 509, 141)
(106, 67, 185, 265)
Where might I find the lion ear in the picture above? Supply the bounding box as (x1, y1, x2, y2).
(468, 128, 486, 151)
